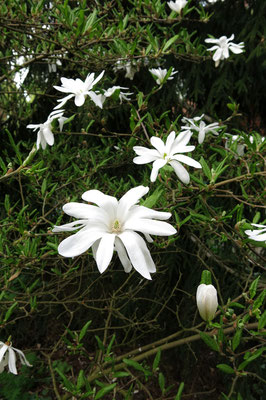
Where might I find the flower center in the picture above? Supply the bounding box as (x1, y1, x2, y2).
(111, 219, 122, 233)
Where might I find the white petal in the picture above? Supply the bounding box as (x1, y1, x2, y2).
(251, 223, 266, 228)
(43, 127, 54, 146)
(169, 160, 190, 184)
(117, 186, 149, 221)
(63, 202, 108, 221)
(36, 131, 41, 150)
(165, 131, 176, 154)
(133, 154, 158, 164)
(53, 94, 74, 109)
(150, 159, 167, 182)
(150, 136, 165, 154)
(91, 70, 105, 88)
(213, 48, 222, 62)
(128, 205, 172, 221)
(119, 231, 155, 279)
(171, 154, 202, 168)
(40, 132, 47, 150)
(229, 44, 244, 54)
(82, 190, 118, 220)
(87, 91, 104, 108)
(95, 233, 115, 273)
(114, 237, 132, 273)
(74, 93, 86, 107)
(52, 220, 87, 232)
(58, 229, 105, 257)
(0, 344, 8, 363)
(12, 347, 32, 367)
(124, 218, 177, 236)
(8, 348, 17, 375)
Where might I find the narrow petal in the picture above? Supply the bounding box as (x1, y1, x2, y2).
(58, 229, 105, 257)
(87, 91, 104, 108)
(0, 344, 8, 363)
(74, 93, 86, 107)
(43, 127, 54, 146)
(150, 136, 165, 154)
(12, 347, 32, 367)
(82, 189, 116, 206)
(133, 153, 159, 164)
(95, 233, 115, 273)
(117, 186, 149, 221)
(213, 48, 222, 62)
(124, 218, 177, 236)
(171, 154, 202, 168)
(8, 348, 17, 375)
(229, 44, 244, 54)
(114, 237, 132, 273)
(127, 205, 172, 221)
(53, 94, 74, 109)
(119, 231, 156, 279)
(40, 132, 47, 150)
(150, 159, 167, 182)
(169, 160, 190, 184)
(165, 131, 176, 154)
(36, 131, 41, 150)
(52, 220, 87, 232)
(63, 202, 108, 221)
(90, 70, 105, 88)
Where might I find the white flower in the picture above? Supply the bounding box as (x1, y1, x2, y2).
(205, 34, 244, 67)
(27, 109, 65, 150)
(52, 186, 177, 280)
(196, 284, 218, 322)
(133, 131, 202, 184)
(168, 0, 188, 13)
(225, 134, 264, 157)
(149, 67, 178, 85)
(96, 86, 133, 107)
(113, 60, 139, 80)
(0, 341, 32, 375)
(245, 223, 266, 243)
(181, 117, 221, 144)
(53, 71, 105, 109)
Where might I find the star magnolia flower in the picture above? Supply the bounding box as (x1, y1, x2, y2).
(245, 223, 266, 242)
(0, 341, 32, 375)
(149, 67, 178, 85)
(181, 117, 221, 144)
(96, 86, 133, 107)
(133, 131, 202, 184)
(27, 109, 66, 150)
(205, 34, 244, 67)
(168, 0, 188, 13)
(113, 60, 139, 80)
(52, 186, 177, 280)
(53, 70, 105, 109)
(196, 284, 218, 322)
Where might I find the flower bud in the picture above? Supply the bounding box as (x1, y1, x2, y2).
(196, 283, 218, 322)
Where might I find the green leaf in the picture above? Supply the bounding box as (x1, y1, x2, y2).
(152, 349, 161, 371)
(238, 347, 266, 371)
(175, 382, 184, 400)
(95, 383, 117, 399)
(162, 34, 179, 52)
(200, 156, 212, 180)
(253, 290, 266, 311)
(141, 186, 164, 208)
(258, 310, 266, 330)
(232, 329, 242, 351)
(216, 364, 235, 374)
(95, 335, 105, 351)
(106, 334, 116, 355)
(249, 276, 260, 299)
(158, 372, 165, 393)
(79, 320, 92, 342)
(123, 358, 147, 373)
(199, 332, 219, 352)
(4, 302, 18, 322)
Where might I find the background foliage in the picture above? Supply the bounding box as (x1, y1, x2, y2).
(0, 0, 265, 399)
